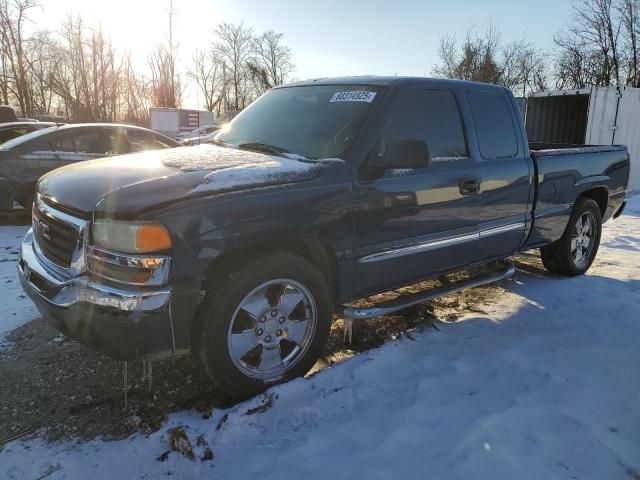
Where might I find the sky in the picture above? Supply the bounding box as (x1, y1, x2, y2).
(28, 0, 576, 109)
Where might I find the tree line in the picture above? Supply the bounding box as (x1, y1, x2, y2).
(2, 0, 639, 125)
(0, 0, 294, 124)
(189, 23, 293, 114)
(433, 0, 640, 94)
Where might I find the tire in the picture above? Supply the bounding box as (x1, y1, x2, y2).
(194, 252, 333, 398)
(540, 197, 602, 276)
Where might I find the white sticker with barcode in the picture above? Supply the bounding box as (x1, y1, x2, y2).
(329, 91, 377, 103)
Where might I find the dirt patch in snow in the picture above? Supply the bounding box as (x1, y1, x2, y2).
(0, 252, 548, 444)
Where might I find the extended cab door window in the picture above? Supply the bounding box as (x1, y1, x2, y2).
(352, 88, 482, 298)
(466, 91, 518, 159)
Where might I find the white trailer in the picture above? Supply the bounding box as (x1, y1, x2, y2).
(149, 108, 215, 140)
(524, 86, 640, 191)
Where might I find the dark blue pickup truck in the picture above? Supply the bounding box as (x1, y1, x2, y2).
(18, 77, 629, 397)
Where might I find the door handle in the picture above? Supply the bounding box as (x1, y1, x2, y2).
(459, 178, 480, 195)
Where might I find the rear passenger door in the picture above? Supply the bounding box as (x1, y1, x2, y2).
(466, 90, 532, 259)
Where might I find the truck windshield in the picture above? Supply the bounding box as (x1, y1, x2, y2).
(214, 85, 380, 160)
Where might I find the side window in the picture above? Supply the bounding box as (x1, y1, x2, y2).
(49, 132, 111, 154)
(109, 129, 129, 154)
(0, 128, 27, 143)
(151, 134, 175, 148)
(74, 132, 111, 154)
(382, 89, 468, 162)
(466, 91, 518, 159)
(49, 135, 76, 152)
(127, 130, 170, 152)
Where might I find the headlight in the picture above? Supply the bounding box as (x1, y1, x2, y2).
(92, 220, 172, 254)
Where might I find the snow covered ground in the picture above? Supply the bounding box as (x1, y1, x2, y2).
(1, 198, 639, 480)
(0, 226, 36, 351)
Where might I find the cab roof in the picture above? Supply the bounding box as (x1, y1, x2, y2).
(279, 76, 509, 92)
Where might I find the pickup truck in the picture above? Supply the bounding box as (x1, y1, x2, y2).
(18, 77, 630, 398)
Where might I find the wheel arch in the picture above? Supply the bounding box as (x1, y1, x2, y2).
(200, 234, 340, 304)
(577, 186, 608, 217)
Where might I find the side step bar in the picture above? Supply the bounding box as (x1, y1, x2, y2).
(339, 262, 516, 320)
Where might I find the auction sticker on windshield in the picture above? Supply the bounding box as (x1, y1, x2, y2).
(329, 91, 377, 103)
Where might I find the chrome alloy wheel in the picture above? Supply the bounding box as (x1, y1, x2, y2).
(227, 279, 317, 380)
(571, 212, 595, 269)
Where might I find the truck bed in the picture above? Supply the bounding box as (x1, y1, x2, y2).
(525, 142, 630, 248)
(529, 142, 628, 157)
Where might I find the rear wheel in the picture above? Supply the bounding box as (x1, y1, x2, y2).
(540, 197, 602, 276)
(194, 252, 333, 398)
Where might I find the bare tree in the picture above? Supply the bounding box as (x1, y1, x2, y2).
(501, 39, 549, 96)
(47, 16, 121, 121)
(554, 0, 624, 88)
(249, 30, 294, 92)
(433, 25, 547, 95)
(214, 22, 254, 111)
(23, 30, 58, 114)
(617, 0, 639, 86)
(1, 3, 297, 122)
(1, 29, 11, 105)
(120, 52, 152, 124)
(0, 0, 39, 115)
(433, 26, 503, 84)
(188, 49, 224, 112)
(149, 0, 180, 108)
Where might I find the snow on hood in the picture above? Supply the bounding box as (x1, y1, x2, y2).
(161, 144, 321, 192)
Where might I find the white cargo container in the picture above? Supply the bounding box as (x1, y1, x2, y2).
(149, 108, 214, 140)
(525, 86, 640, 191)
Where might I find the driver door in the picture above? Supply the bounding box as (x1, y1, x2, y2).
(352, 88, 482, 298)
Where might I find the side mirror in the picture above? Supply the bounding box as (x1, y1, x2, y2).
(369, 139, 431, 170)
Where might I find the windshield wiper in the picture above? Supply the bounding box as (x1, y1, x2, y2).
(208, 138, 230, 147)
(238, 142, 290, 156)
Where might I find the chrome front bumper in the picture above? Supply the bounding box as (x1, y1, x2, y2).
(19, 228, 171, 312)
(18, 228, 181, 360)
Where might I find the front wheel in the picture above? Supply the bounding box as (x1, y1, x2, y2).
(540, 197, 602, 276)
(194, 253, 333, 398)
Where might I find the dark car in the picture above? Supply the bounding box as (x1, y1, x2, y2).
(0, 121, 59, 144)
(0, 123, 179, 211)
(19, 77, 630, 398)
(0, 105, 18, 123)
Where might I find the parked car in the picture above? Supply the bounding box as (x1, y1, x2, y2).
(0, 123, 178, 211)
(176, 124, 220, 142)
(0, 121, 59, 144)
(19, 77, 629, 398)
(0, 105, 18, 123)
(181, 126, 222, 146)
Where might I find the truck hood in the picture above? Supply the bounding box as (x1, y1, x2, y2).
(38, 144, 322, 216)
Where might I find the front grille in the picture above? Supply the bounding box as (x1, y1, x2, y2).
(33, 205, 79, 268)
